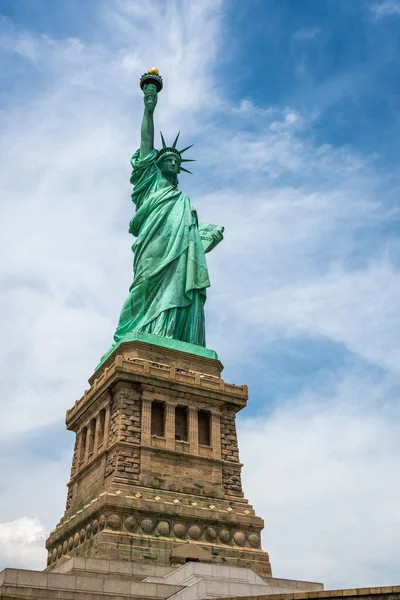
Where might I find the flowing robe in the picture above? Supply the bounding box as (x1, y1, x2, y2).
(112, 149, 210, 347)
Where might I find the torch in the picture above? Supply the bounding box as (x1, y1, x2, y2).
(140, 68, 163, 93)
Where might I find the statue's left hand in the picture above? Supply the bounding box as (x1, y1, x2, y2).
(198, 222, 224, 253)
(212, 228, 224, 246)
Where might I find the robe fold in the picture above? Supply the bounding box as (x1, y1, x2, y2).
(113, 149, 210, 347)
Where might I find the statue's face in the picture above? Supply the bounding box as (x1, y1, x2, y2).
(159, 154, 181, 177)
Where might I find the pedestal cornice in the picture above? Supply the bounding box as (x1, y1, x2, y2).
(67, 351, 247, 431)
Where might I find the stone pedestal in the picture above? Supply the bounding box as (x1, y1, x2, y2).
(45, 335, 271, 577)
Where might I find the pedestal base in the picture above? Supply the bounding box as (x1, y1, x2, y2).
(0, 558, 324, 600)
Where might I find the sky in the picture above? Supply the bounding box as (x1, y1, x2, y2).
(0, 0, 400, 590)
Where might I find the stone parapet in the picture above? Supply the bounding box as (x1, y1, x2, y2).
(68, 345, 247, 431)
(91, 333, 223, 381)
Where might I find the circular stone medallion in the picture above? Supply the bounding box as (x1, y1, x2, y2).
(205, 526, 217, 541)
(233, 531, 245, 546)
(51, 548, 57, 562)
(86, 523, 92, 539)
(141, 518, 155, 534)
(92, 520, 99, 535)
(107, 514, 121, 530)
(125, 516, 137, 532)
(80, 529, 86, 543)
(99, 515, 106, 531)
(157, 521, 170, 536)
(173, 523, 186, 538)
(68, 536, 74, 551)
(248, 533, 260, 548)
(219, 529, 231, 543)
(73, 532, 80, 547)
(188, 525, 202, 540)
(62, 540, 68, 554)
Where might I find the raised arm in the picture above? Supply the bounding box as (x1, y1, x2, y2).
(140, 83, 157, 159)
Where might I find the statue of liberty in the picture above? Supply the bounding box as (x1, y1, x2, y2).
(110, 69, 224, 354)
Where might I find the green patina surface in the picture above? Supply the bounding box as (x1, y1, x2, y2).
(99, 69, 223, 367)
(96, 331, 218, 371)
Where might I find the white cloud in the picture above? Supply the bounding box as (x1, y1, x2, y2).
(237, 260, 400, 373)
(205, 102, 366, 181)
(0, 440, 72, 571)
(270, 110, 304, 130)
(231, 99, 278, 119)
(0, 518, 47, 570)
(240, 368, 400, 589)
(370, 1, 400, 19)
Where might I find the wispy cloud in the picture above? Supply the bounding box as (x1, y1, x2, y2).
(240, 366, 400, 588)
(0, 0, 224, 439)
(293, 27, 321, 42)
(370, 1, 400, 19)
(237, 260, 400, 373)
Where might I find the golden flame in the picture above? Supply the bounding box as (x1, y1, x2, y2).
(148, 67, 159, 75)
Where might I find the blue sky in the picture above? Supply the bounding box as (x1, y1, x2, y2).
(0, 0, 400, 590)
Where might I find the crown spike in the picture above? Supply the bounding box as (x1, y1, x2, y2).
(179, 144, 194, 155)
(181, 159, 196, 163)
(160, 131, 167, 149)
(172, 131, 180, 149)
(180, 166, 193, 174)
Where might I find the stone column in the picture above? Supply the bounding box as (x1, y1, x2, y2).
(188, 407, 198, 454)
(93, 414, 100, 455)
(104, 401, 111, 449)
(211, 411, 221, 459)
(84, 422, 91, 463)
(70, 435, 79, 478)
(111, 382, 128, 442)
(77, 429, 84, 466)
(89, 418, 97, 458)
(141, 397, 152, 446)
(165, 402, 176, 450)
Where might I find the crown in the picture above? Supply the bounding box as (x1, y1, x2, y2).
(156, 132, 195, 174)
